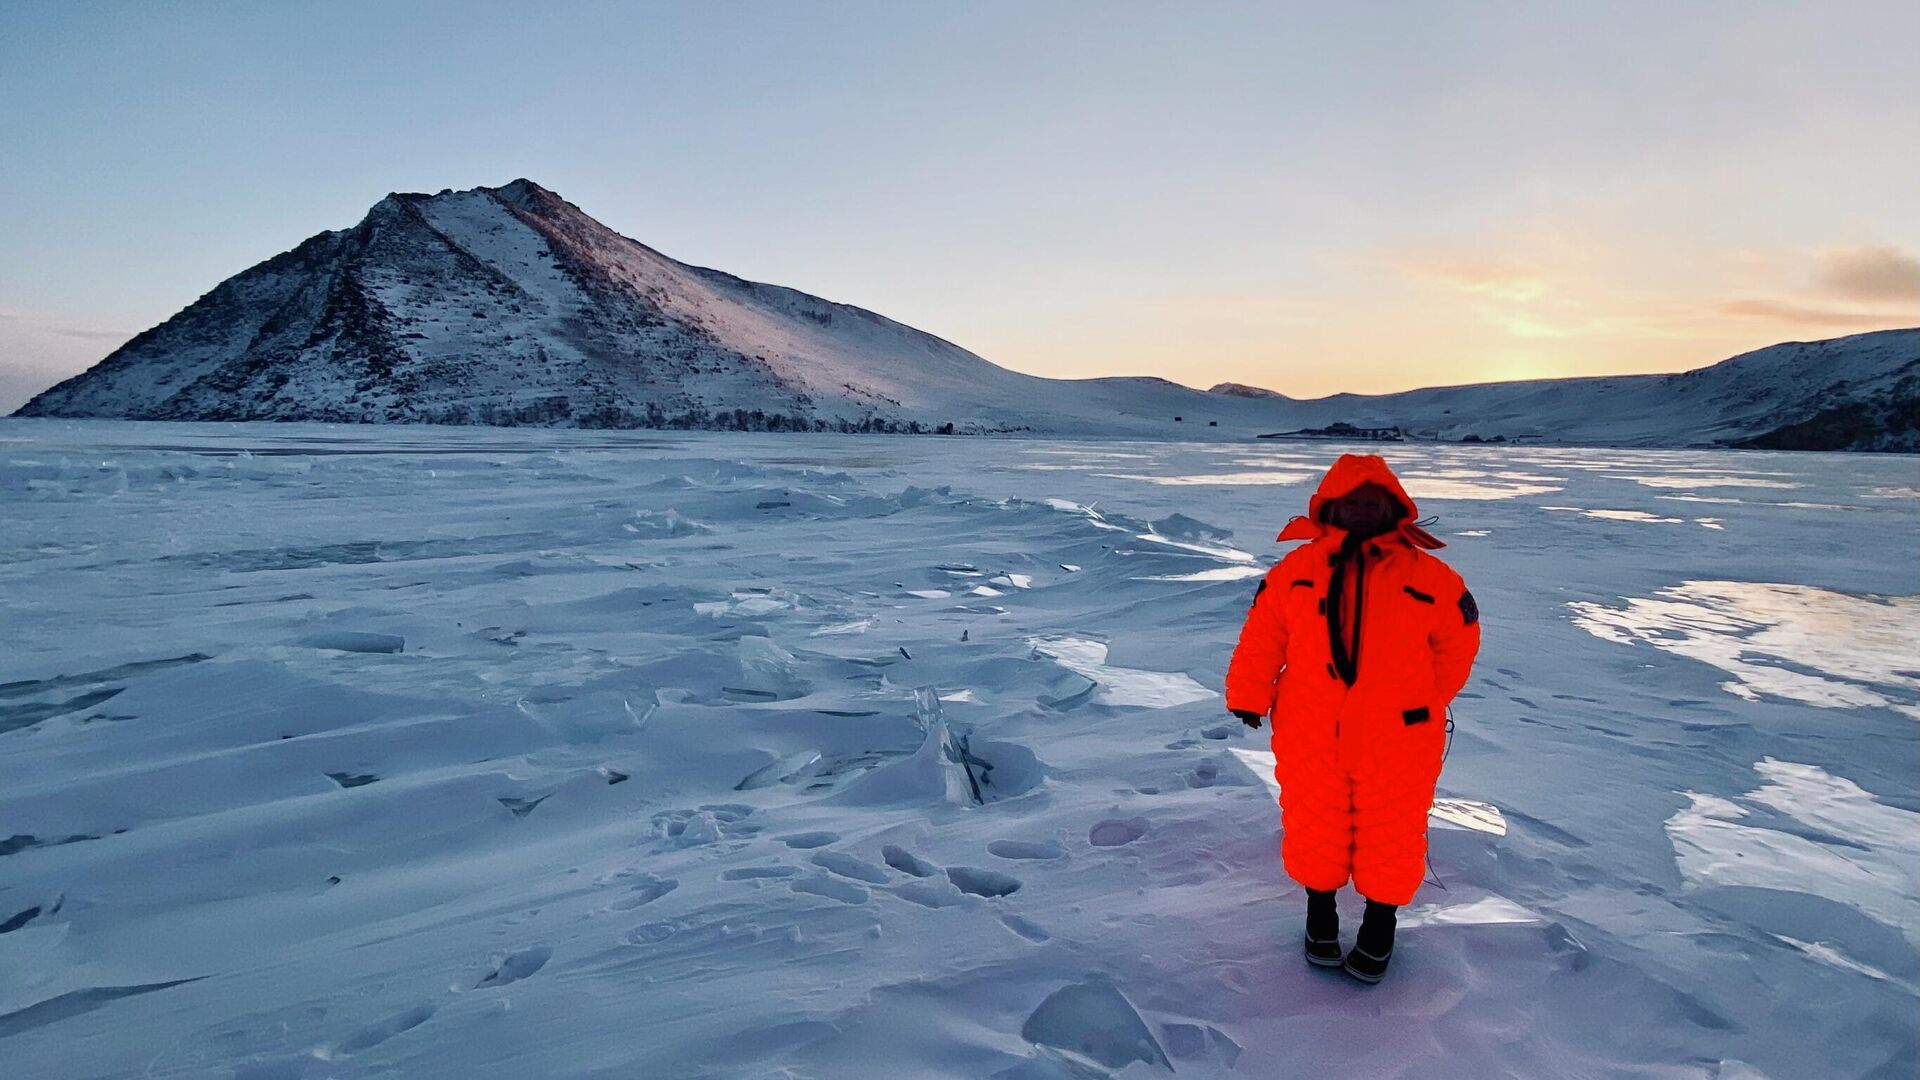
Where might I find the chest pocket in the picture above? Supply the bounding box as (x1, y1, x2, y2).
(1285, 577, 1324, 621)
(1276, 576, 1323, 655)
(1372, 576, 1439, 652)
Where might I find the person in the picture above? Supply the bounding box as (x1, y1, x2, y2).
(1224, 452, 1481, 983)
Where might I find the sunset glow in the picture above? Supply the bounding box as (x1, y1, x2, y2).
(2, 3, 1914, 411)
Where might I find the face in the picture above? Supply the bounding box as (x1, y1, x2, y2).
(1325, 481, 1400, 537)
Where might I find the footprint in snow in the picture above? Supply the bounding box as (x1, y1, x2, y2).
(946, 866, 1022, 898)
(625, 922, 678, 945)
(894, 880, 969, 908)
(810, 850, 891, 884)
(327, 1004, 436, 1058)
(1089, 817, 1149, 847)
(608, 875, 678, 910)
(790, 873, 869, 905)
(778, 830, 840, 849)
(881, 844, 940, 878)
(463, 945, 552, 990)
(987, 839, 1064, 861)
(875, 845, 1023, 901)
(721, 865, 800, 880)
(1000, 913, 1050, 942)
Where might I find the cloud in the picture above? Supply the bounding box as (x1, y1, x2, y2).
(1498, 316, 1578, 338)
(1813, 245, 1920, 303)
(1153, 292, 1316, 326)
(1396, 255, 1550, 302)
(1714, 298, 1915, 328)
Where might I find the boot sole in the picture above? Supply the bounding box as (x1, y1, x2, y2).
(1306, 951, 1344, 968)
(1305, 934, 1343, 967)
(1342, 944, 1392, 983)
(1342, 961, 1386, 983)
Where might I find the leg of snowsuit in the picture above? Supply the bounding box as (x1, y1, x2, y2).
(1350, 715, 1446, 906)
(1271, 716, 1352, 892)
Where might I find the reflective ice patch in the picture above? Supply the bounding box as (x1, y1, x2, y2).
(1128, 531, 1255, 563)
(1629, 475, 1804, 490)
(1541, 505, 1685, 524)
(1569, 581, 1920, 720)
(1666, 758, 1920, 947)
(1400, 473, 1563, 500)
(1401, 895, 1544, 929)
(1138, 565, 1268, 583)
(1027, 635, 1216, 708)
(1090, 471, 1313, 486)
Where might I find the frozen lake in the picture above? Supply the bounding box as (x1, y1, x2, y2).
(2, 419, 1915, 1079)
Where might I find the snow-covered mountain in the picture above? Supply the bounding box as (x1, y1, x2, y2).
(12, 179, 1916, 449)
(13, 180, 1251, 436)
(1213, 328, 1920, 452)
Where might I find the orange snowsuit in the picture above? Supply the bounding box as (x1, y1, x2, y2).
(1225, 454, 1481, 906)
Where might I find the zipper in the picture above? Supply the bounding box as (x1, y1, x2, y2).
(1325, 533, 1372, 747)
(1326, 534, 1367, 688)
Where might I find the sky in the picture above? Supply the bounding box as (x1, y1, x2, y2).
(2, 1, 1916, 413)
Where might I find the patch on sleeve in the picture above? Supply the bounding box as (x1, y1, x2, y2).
(1458, 588, 1479, 625)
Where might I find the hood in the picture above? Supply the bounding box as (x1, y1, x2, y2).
(1276, 453, 1445, 549)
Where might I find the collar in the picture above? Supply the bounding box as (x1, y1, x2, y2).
(1275, 515, 1445, 550)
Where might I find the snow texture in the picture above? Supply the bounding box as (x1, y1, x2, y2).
(0, 419, 1915, 1078)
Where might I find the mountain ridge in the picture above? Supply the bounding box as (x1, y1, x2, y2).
(14, 180, 1917, 450)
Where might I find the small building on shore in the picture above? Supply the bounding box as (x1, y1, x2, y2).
(1256, 421, 1404, 441)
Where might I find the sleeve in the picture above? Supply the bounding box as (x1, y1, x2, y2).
(1430, 565, 1482, 704)
(1224, 563, 1291, 716)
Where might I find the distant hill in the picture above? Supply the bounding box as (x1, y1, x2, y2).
(14, 180, 1915, 450)
(1211, 329, 1918, 452)
(1206, 382, 1287, 400)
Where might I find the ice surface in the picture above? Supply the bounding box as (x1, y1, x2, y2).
(1667, 758, 1920, 947)
(0, 419, 1914, 1078)
(1570, 581, 1920, 719)
(1400, 895, 1545, 928)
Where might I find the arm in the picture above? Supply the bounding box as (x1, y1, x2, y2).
(1224, 566, 1290, 718)
(1430, 569, 1481, 703)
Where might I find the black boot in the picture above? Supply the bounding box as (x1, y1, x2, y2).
(1343, 898, 1397, 983)
(1303, 888, 1342, 967)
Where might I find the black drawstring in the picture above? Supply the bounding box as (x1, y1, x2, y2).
(1325, 533, 1365, 686)
(1423, 704, 1460, 891)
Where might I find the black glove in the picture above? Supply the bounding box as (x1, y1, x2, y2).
(1231, 709, 1264, 729)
